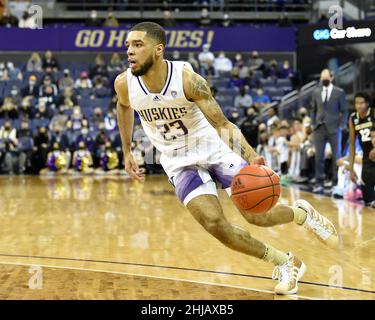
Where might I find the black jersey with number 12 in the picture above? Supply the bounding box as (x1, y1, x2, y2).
(350, 108, 375, 158)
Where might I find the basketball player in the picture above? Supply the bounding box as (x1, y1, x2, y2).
(349, 92, 375, 208)
(114, 22, 338, 295)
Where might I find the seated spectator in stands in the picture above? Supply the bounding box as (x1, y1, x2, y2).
(108, 95, 117, 112)
(162, 10, 176, 28)
(26, 53, 43, 72)
(172, 50, 180, 60)
(89, 55, 109, 81)
(227, 109, 241, 126)
(18, 10, 37, 29)
(93, 123, 110, 163)
(265, 60, 280, 79)
(227, 67, 244, 89)
(18, 97, 36, 120)
(253, 88, 271, 109)
(39, 75, 58, 97)
(93, 76, 111, 98)
(39, 85, 57, 110)
(75, 71, 93, 91)
(221, 13, 232, 27)
(42, 50, 60, 72)
(104, 10, 119, 27)
(266, 106, 279, 130)
(104, 110, 117, 131)
(92, 107, 104, 129)
(240, 107, 259, 147)
(75, 126, 94, 153)
(58, 69, 75, 92)
(108, 53, 125, 73)
(67, 106, 85, 131)
(31, 126, 50, 174)
(187, 52, 200, 72)
(3, 62, 23, 81)
(0, 8, 18, 27)
(95, 141, 120, 175)
(0, 121, 17, 141)
(8, 85, 22, 106)
(214, 51, 233, 75)
(198, 44, 215, 77)
(267, 124, 280, 172)
(50, 126, 70, 152)
(0, 62, 7, 81)
(50, 110, 69, 132)
(280, 60, 293, 79)
(21, 75, 39, 98)
(233, 53, 245, 69)
(57, 87, 78, 111)
(234, 86, 253, 109)
(17, 119, 33, 139)
(40, 142, 69, 176)
(199, 8, 212, 28)
(85, 10, 102, 27)
(70, 141, 94, 175)
(35, 100, 52, 119)
(0, 97, 18, 119)
(248, 51, 265, 73)
(2, 137, 26, 175)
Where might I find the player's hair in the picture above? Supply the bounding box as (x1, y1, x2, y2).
(130, 22, 166, 46)
(354, 92, 371, 105)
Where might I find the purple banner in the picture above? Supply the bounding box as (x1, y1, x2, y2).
(0, 26, 296, 52)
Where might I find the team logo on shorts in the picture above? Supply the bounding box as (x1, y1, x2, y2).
(171, 91, 177, 98)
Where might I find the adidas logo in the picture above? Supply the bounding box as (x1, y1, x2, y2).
(153, 96, 160, 101)
(229, 163, 234, 168)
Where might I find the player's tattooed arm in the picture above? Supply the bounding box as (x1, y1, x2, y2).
(183, 68, 258, 163)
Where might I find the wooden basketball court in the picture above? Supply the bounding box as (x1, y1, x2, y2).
(0, 175, 374, 300)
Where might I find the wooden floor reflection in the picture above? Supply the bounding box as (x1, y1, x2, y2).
(0, 175, 374, 300)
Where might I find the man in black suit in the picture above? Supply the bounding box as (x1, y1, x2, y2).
(311, 69, 349, 194)
(21, 75, 39, 98)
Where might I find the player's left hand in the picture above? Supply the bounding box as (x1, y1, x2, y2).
(250, 155, 266, 166)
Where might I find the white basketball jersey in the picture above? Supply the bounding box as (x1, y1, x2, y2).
(126, 60, 211, 153)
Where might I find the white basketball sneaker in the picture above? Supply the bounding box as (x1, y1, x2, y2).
(272, 252, 306, 295)
(294, 199, 339, 249)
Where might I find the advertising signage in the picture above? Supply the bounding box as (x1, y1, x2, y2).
(298, 20, 375, 47)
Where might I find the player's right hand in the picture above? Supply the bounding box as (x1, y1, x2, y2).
(124, 153, 145, 181)
(350, 170, 358, 184)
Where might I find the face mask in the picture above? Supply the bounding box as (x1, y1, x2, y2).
(235, 55, 241, 61)
(5, 125, 11, 130)
(11, 90, 17, 96)
(322, 79, 330, 87)
(300, 112, 307, 117)
(82, 129, 88, 135)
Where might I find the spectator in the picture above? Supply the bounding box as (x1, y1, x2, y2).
(21, 75, 39, 98)
(213, 51, 233, 75)
(311, 68, 348, 194)
(18, 97, 36, 120)
(0, 8, 18, 27)
(8, 85, 22, 106)
(108, 53, 125, 73)
(40, 142, 69, 175)
(4, 62, 23, 81)
(0, 62, 6, 81)
(104, 10, 119, 27)
(0, 121, 17, 141)
(221, 13, 232, 27)
(50, 126, 71, 152)
(42, 50, 60, 72)
(89, 55, 109, 81)
(26, 53, 43, 72)
(199, 8, 212, 28)
(104, 110, 117, 131)
(198, 44, 215, 77)
(227, 67, 244, 89)
(287, 118, 305, 181)
(38, 85, 57, 110)
(39, 75, 58, 97)
(172, 50, 180, 60)
(18, 10, 37, 29)
(67, 106, 85, 131)
(253, 88, 271, 109)
(233, 53, 245, 69)
(35, 101, 52, 119)
(92, 107, 104, 129)
(278, 12, 292, 27)
(280, 60, 293, 79)
(248, 51, 265, 73)
(240, 107, 259, 147)
(187, 53, 200, 72)
(93, 76, 111, 98)
(17, 119, 33, 139)
(162, 10, 176, 27)
(57, 87, 78, 111)
(276, 124, 290, 176)
(265, 60, 280, 79)
(298, 106, 312, 130)
(58, 69, 75, 92)
(75, 127, 94, 152)
(85, 10, 102, 27)
(298, 126, 315, 182)
(234, 87, 253, 109)
(49, 110, 69, 132)
(266, 106, 279, 130)
(75, 71, 93, 90)
(0, 97, 18, 119)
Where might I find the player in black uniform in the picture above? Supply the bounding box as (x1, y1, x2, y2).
(349, 92, 375, 208)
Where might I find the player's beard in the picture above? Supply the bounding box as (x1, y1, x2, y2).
(131, 54, 154, 76)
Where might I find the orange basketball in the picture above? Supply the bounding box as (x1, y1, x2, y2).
(231, 165, 280, 215)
